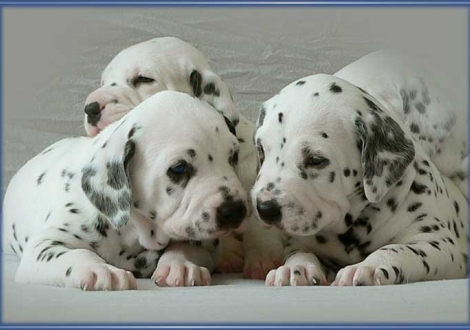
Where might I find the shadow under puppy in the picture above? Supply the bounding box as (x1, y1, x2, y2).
(250, 74, 467, 286)
(82, 37, 258, 280)
(3, 91, 249, 290)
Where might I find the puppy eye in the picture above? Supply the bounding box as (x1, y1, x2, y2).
(305, 156, 328, 168)
(169, 162, 187, 175)
(133, 75, 155, 86)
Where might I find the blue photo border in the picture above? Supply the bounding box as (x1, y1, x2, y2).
(0, 1, 469, 329)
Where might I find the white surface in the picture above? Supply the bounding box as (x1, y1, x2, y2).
(2, 7, 468, 324)
(2, 253, 468, 323)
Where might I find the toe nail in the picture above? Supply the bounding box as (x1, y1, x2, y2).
(311, 277, 319, 285)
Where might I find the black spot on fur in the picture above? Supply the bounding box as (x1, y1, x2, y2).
(94, 215, 109, 237)
(410, 123, 420, 134)
(410, 181, 427, 194)
(329, 82, 342, 93)
(453, 201, 460, 215)
(380, 268, 389, 280)
(187, 149, 196, 158)
(422, 260, 430, 273)
(415, 102, 426, 113)
(189, 70, 202, 97)
(329, 172, 336, 183)
(322, 132, 328, 139)
(66, 267, 72, 277)
(386, 198, 397, 212)
(296, 80, 306, 86)
(407, 202, 422, 213)
(278, 112, 284, 123)
(37, 172, 46, 185)
(343, 168, 351, 177)
(204, 82, 220, 96)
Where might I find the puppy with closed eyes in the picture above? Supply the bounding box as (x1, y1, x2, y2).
(82, 36, 259, 284)
(3, 91, 249, 290)
(248, 74, 467, 286)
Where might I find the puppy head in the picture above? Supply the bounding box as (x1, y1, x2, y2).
(82, 91, 248, 240)
(252, 74, 415, 236)
(84, 36, 239, 137)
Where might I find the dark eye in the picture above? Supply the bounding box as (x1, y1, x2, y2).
(305, 156, 329, 168)
(169, 162, 187, 175)
(133, 75, 155, 86)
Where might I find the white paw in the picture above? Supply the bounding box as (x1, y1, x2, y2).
(152, 260, 211, 287)
(331, 264, 397, 286)
(214, 236, 244, 274)
(243, 250, 283, 280)
(65, 264, 137, 291)
(265, 263, 327, 286)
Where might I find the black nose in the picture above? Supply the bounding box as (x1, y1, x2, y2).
(216, 200, 247, 230)
(84, 102, 102, 126)
(257, 199, 282, 224)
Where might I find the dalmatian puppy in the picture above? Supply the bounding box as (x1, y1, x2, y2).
(3, 91, 249, 290)
(249, 74, 468, 286)
(243, 49, 469, 280)
(82, 37, 259, 283)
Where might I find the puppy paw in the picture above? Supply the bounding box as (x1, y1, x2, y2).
(243, 250, 282, 280)
(152, 260, 211, 287)
(331, 264, 397, 286)
(65, 264, 137, 291)
(214, 236, 244, 273)
(265, 263, 327, 286)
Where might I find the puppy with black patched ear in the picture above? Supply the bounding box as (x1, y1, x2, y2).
(248, 74, 467, 286)
(3, 91, 249, 290)
(243, 49, 469, 280)
(83, 37, 259, 278)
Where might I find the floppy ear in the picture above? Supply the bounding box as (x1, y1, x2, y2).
(354, 96, 415, 203)
(187, 68, 240, 126)
(81, 122, 139, 229)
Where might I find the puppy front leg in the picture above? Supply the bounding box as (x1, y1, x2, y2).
(333, 233, 466, 286)
(16, 229, 137, 290)
(152, 242, 214, 287)
(265, 251, 328, 286)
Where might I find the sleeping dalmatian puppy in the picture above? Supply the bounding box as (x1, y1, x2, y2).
(243, 49, 469, 281)
(3, 91, 249, 290)
(82, 37, 258, 284)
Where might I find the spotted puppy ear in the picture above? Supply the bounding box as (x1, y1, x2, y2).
(354, 96, 415, 203)
(81, 122, 139, 229)
(188, 68, 240, 127)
